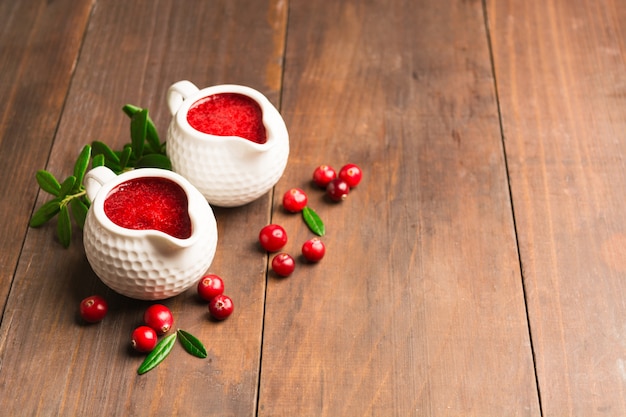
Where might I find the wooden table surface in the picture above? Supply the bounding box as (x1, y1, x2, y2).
(2, 0, 625, 415)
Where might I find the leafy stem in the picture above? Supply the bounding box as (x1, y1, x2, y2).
(60, 189, 87, 206)
(29, 105, 171, 247)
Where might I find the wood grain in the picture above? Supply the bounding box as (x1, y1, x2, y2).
(0, 0, 286, 415)
(488, 0, 626, 414)
(258, 0, 539, 415)
(0, 0, 93, 313)
(3, 0, 623, 414)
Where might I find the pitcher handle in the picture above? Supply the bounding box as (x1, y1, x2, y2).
(84, 166, 117, 203)
(167, 80, 199, 116)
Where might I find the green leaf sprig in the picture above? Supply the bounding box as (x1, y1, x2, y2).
(137, 333, 177, 375)
(29, 105, 171, 247)
(137, 329, 208, 375)
(302, 206, 325, 236)
(177, 329, 208, 358)
(91, 104, 171, 173)
(29, 145, 93, 247)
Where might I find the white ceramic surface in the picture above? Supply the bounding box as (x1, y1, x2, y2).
(166, 81, 289, 207)
(83, 166, 218, 300)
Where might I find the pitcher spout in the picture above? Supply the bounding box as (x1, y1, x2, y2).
(227, 133, 277, 156)
(145, 230, 197, 253)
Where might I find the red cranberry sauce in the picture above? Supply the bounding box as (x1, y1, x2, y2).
(186, 93, 267, 144)
(104, 177, 192, 239)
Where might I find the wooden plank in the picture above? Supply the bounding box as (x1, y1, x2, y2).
(0, 0, 286, 415)
(258, 0, 539, 415)
(0, 0, 93, 312)
(488, 0, 626, 414)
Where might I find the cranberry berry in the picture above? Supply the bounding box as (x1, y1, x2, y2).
(283, 188, 308, 213)
(131, 326, 158, 353)
(79, 295, 108, 323)
(339, 163, 362, 188)
(209, 294, 234, 320)
(272, 253, 296, 277)
(302, 238, 326, 262)
(326, 178, 350, 202)
(144, 304, 174, 335)
(259, 224, 288, 252)
(312, 165, 337, 188)
(197, 274, 225, 301)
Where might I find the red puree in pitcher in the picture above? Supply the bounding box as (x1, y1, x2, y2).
(186, 93, 267, 144)
(104, 177, 192, 239)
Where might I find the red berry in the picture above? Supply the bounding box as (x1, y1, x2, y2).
(197, 274, 225, 301)
(326, 178, 350, 201)
(272, 253, 296, 277)
(131, 326, 158, 353)
(209, 294, 234, 320)
(282, 188, 308, 213)
(259, 224, 288, 252)
(312, 165, 337, 188)
(79, 295, 108, 323)
(144, 304, 174, 335)
(338, 163, 362, 188)
(302, 238, 326, 262)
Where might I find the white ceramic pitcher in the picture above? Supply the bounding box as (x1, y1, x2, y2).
(82, 166, 218, 300)
(166, 81, 289, 207)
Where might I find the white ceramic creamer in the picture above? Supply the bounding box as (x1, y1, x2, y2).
(83, 166, 218, 300)
(166, 81, 289, 207)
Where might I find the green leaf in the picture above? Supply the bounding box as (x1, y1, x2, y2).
(145, 116, 161, 154)
(71, 198, 89, 229)
(103, 159, 122, 174)
(135, 153, 172, 170)
(58, 176, 77, 198)
(130, 108, 148, 158)
(57, 205, 71, 248)
(119, 145, 132, 169)
(36, 170, 61, 196)
(92, 153, 105, 168)
(122, 103, 141, 117)
(177, 329, 207, 358)
(137, 333, 177, 375)
(29, 198, 61, 227)
(123, 104, 160, 153)
(73, 145, 91, 191)
(92, 141, 121, 164)
(302, 206, 325, 236)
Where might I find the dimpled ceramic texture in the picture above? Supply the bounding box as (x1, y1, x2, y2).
(166, 82, 289, 207)
(83, 167, 218, 300)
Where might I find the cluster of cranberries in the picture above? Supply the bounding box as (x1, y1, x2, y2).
(260, 163, 362, 277)
(313, 163, 362, 201)
(259, 223, 325, 277)
(78, 274, 233, 355)
(131, 304, 175, 352)
(197, 274, 234, 320)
